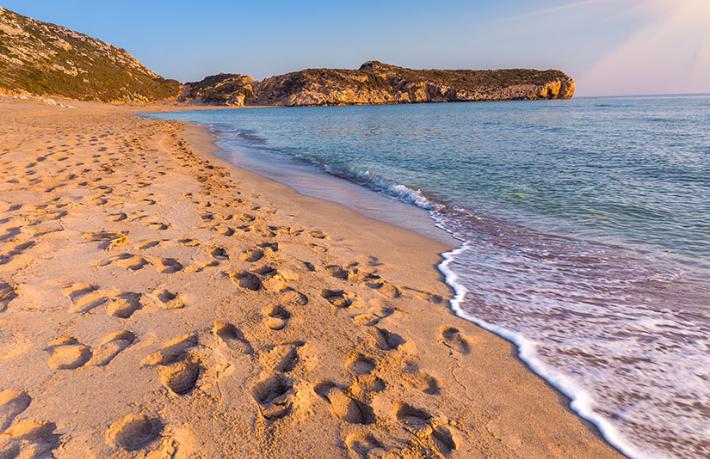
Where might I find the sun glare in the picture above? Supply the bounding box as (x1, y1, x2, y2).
(579, 0, 710, 95)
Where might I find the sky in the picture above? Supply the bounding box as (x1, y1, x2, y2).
(3, 0, 709, 96)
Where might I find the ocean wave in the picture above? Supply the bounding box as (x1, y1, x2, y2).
(220, 126, 446, 213)
(437, 241, 647, 458)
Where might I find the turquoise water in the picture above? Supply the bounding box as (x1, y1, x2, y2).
(146, 95, 710, 458)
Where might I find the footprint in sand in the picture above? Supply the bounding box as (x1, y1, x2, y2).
(377, 283, 402, 299)
(0, 240, 36, 266)
(254, 266, 298, 292)
(0, 281, 17, 312)
(241, 243, 279, 263)
(301, 261, 316, 272)
(345, 432, 386, 458)
(63, 283, 142, 318)
(144, 219, 170, 231)
(438, 326, 470, 355)
(212, 322, 253, 354)
(230, 271, 262, 291)
(324, 264, 349, 280)
(260, 241, 279, 253)
(178, 238, 200, 248)
(185, 259, 218, 273)
(351, 305, 395, 326)
(342, 351, 386, 397)
(402, 286, 444, 304)
(108, 212, 127, 222)
(0, 420, 60, 458)
(106, 413, 162, 451)
(259, 342, 303, 373)
(99, 253, 150, 271)
(82, 230, 128, 250)
(159, 359, 201, 396)
(239, 213, 256, 223)
(321, 289, 353, 308)
(137, 239, 165, 250)
(347, 353, 376, 376)
(309, 230, 327, 239)
(89, 331, 136, 367)
(250, 375, 295, 420)
(152, 257, 183, 274)
(369, 327, 406, 351)
(308, 243, 328, 254)
(142, 335, 201, 395)
(392, 401, 458, 454)
(213, 224, 235, 236)
(210, 247, 229, 261)
(0, 390, 31, 432)
(240, 248, 264, 262)
(279, 288, 308, 306)
(429, 426, 457, 456)
(0, 226, 21, 243)
(314, 382, 374, 425)
(263, 304, 291, 331)
(348, 268, 402, 299)
(106, 292, 142, 319)
(45, 337, 92, 370)
(63, 283, 107, 314)
(401, 362, 440, 395)
(149, 288, 185, 310)
(395, 402, 432, 428)
(142, 334, 198, 367)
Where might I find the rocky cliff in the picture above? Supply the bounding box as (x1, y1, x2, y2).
(180, 73, 254, 106)
(0, 7, 179, 103)
(251, 61, 575, 106)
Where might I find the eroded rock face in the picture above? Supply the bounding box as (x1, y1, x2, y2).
(0, 6, 179, 102)
(250, 61, 575, 106)
(180, 73, 255, 106)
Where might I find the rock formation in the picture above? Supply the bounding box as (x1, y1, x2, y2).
(251, 61, 574, 106)
(180, 74, 254, 106)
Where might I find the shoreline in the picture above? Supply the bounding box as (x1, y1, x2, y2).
(162, 99, 710, 459)
(177, 117, 626, 454)
(0, 98, 621, 457)
(160, 107, 637, 457)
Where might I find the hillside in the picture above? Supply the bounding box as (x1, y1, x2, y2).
(0, 7, 178, 103)
(0, 6, 574, 107)
(251, 61, 575, 106)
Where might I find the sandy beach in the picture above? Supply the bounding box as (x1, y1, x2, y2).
(0, 99, 621, 458)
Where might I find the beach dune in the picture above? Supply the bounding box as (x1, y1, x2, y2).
(0, 99, 619, 458)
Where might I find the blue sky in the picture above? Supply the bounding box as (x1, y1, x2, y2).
(3, 0, 709, 96)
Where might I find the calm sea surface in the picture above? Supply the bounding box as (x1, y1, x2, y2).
(147, 95, 710, 458)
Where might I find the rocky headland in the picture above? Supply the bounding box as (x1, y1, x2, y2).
(247, 60, 575, 106)
(178, 73, 255, 106)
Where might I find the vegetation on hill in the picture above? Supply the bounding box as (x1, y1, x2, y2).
(0, 7, 178, 103)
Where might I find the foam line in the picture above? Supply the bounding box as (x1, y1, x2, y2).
(437, 242, 651, 459)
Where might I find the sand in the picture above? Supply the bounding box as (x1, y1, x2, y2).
(0, 98, 621, 458)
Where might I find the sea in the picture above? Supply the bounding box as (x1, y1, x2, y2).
(145, 94, 710, 459)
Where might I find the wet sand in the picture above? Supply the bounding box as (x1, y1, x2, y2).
(0, 98, 621, 458)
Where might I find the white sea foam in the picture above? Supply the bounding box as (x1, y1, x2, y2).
(387, 183, 439, 210)
(437, 241, 652, 459)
